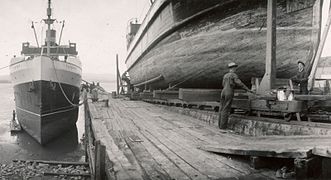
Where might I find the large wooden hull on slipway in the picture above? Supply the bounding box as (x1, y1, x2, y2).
(10, 56, 82, 144)
(126, 0, 322, 89)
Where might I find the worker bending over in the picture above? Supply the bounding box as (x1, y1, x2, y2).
(219, 62, 253, 129)
(291, 61, 308, 94)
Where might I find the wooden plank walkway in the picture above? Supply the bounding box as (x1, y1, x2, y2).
(87, 96, 331, 179)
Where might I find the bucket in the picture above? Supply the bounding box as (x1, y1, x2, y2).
(277, 89, 286, 101)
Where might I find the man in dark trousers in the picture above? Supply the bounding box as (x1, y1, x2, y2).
(219, 62, 253, 129)
(291, 61, 308, 94)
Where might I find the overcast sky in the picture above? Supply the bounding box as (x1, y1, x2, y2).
(0, 0, 330, 78)
(0, 0, 150, 77)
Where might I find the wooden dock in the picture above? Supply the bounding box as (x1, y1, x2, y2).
(86, 95, 331, 179)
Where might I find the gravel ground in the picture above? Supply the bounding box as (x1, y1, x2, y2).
(0, 160, 90, 180)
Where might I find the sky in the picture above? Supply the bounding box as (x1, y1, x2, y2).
(0, 0, 331, 78)
(0, 0, 150, 77)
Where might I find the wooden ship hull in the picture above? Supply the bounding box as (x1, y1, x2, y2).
(10, 56, 82, 144)
(125, 0, 322, 89)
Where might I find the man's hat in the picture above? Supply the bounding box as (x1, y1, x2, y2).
(228, 62, 238, 68)
(297, 60, 305, 66)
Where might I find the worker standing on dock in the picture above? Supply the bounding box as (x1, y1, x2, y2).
(291, 61, 308, 94)
(219, 62, 253, 129)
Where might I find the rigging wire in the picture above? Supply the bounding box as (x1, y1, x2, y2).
(31, 22, 40, 47)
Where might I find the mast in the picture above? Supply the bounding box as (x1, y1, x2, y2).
(44, 0, 55, 56)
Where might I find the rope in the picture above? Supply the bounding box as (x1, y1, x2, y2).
(0, 65, 9, 71)
(51, 59, 85, 107)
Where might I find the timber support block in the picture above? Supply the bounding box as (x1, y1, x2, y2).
(250, 156, 269, 169)
(294, 156, 322, 179)
(322, 157, 331, 178)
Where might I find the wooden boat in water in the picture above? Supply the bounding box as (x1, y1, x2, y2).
(9, 0, 82, 144)
(125, 0, 322, 90)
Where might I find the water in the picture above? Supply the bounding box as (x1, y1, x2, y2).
(0, 83, 85, 163)
(98, 82, 117, 93)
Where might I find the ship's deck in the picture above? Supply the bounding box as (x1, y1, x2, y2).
(86, 94, 331, 180)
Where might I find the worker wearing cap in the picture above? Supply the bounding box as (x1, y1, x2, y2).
(219, 62, 253, 129)
(291, 61, 308, 94)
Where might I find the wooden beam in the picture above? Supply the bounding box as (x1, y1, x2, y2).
(257, 0, 276, 94)
(322, 158, 331, 178)
(139, 92, 153, 99)
(294, 94, 331, 101)
(116, 54, 120, 95)
(312, 146, 331, 158)
(199, 144, 312, 159)
(95, 140, 106, 180)
(294, 156, 322, 179)
(85, 102, 96, 177)
(250, 156, 270, 169)
(308, 5, 331, 90)
(153, 90, 179, 100)
(43, 172, 91, 177)
(12, 159, 89, 166)
(178, 88, 248, 102)
(179, 88, 221, 101)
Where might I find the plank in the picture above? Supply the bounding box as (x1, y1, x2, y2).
(153, 90, 179, 100)
(228, 114, 331, 136)
(199, 135, 331, 159)
(112, 100, 213, 179)
(138, 107, 255, 175)
(125, 106, 246, 178)
(199, 144, 312, 159)
(137, 133, 193, 180)
(95, 140, 106, 180)
(294, 95, 331, 101)
(108, 104, 193, 180)
(108, 103, 173, 180)
(116, 98, 279, 178)
(139, 92, 153, 99)
(12, 159, 89, 166)
(43, 172, 91, 177)
(88, 102, 143, 180)
(312, 146, 331, 158)
(123, 132, 172, 180)
(130, 124, 211, 180)
(179, 88, 222, 102)
(94, 97, 329, 179)
(110, 101, 195, 179)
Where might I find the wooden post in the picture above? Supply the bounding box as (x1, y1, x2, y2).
(294, 157, 322, 179)
(84, 101, 95, 178)
(257, 0, 276, 95)
(94, 140, 106, 180)
(84, 99, 89, 163)
(322, 158, 331, 178)
(308, 6, 331, 91)
(116, 54, 120, 96)
(249, 156, 272, 169)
